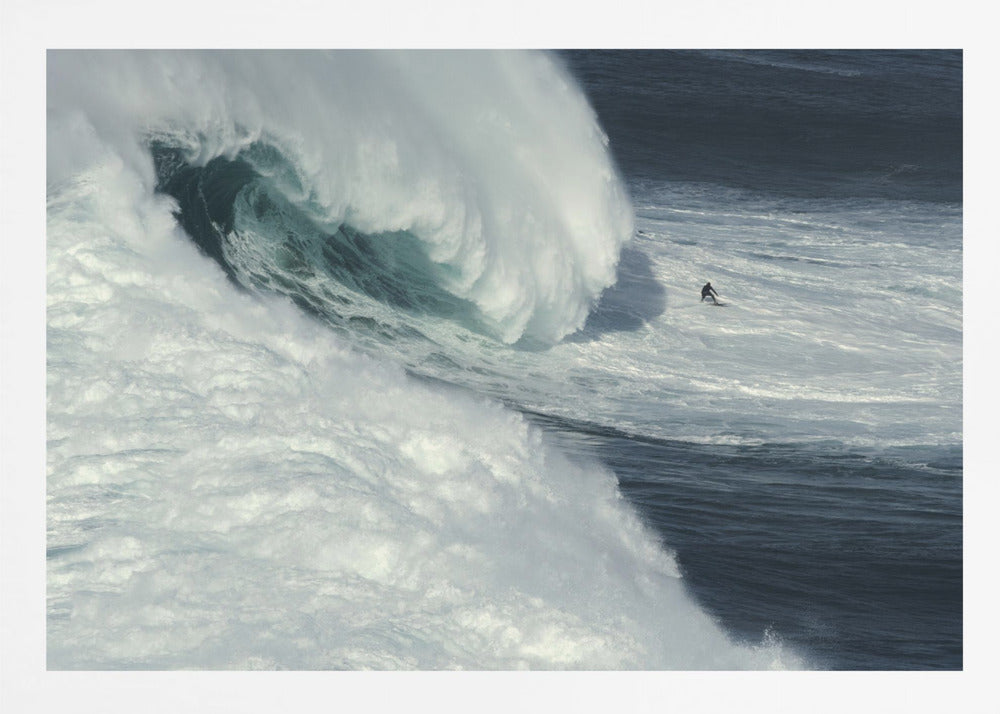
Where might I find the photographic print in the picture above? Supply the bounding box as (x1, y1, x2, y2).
(44, 48, 962, 673)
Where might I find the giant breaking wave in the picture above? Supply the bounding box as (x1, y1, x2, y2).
(46, 50, 800, 670)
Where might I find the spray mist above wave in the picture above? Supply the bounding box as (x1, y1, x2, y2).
(47, 50, 634, 344)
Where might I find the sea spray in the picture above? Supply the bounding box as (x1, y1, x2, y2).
(48, 50, 633, 344)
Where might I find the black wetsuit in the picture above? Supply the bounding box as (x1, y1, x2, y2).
(701, 283, 719, 302)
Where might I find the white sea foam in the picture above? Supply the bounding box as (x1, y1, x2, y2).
(419, 187, 963, 450)
(46, 76, 796, 669)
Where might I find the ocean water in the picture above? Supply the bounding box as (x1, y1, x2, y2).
(46, 49, 962, 670)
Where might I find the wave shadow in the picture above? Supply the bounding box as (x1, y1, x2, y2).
(565, 245, 667, 343)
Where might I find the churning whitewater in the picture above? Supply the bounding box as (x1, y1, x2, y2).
(47, 50, 798, 669)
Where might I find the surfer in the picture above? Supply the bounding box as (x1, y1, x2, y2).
(701, 282, 720, 304)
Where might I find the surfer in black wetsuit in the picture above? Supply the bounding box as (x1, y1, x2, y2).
(701, 282, 719, 303)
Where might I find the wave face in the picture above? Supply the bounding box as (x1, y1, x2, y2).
(48, 50, 632, 345)
(46, 50, 797, 670)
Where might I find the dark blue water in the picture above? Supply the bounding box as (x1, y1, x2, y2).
(554, 50, 963, 670)
(533, 413, 962, 670)
(560, 50, 962, 203)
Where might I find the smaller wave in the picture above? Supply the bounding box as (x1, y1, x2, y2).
(699, 50, 864, 78)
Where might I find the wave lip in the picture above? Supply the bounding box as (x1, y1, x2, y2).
(47, 50, 634, 344)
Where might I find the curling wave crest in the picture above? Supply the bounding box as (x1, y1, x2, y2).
(48, 50, 633, 344)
